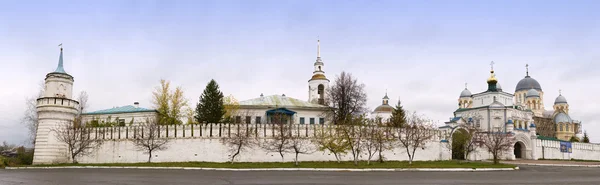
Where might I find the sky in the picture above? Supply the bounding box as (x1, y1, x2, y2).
(0, 0, 599, 145)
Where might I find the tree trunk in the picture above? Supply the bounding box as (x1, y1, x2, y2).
(279, 151, 284, 162)
(378, 147, 384, 163)
(148, 150, 152, 163)
(333, 153, 340, 163)
(295, 152, 299, 166)
(231, 145, 241, 164)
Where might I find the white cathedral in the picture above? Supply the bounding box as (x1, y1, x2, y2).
(441, 63, 583, 141)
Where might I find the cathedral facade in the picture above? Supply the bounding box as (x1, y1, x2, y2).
(444, 63, 582, 142)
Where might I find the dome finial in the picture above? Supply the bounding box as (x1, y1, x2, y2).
(490, 61, 495, 71)
(526, 64, 529, 76)
(559, 89, 562, 95)
(465, 82, 468, 89)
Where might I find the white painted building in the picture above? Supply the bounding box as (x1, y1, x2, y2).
(236, 40, 332, 125)
(81, 102, 158, 126)
(371, 93, 394, 122)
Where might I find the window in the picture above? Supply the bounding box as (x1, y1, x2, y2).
(559, 124, 563, 131)
(118, 119, 125, 126)
(299, 117, 305, 124)
(319, 118, 325, 125)
(566, 124, 570, 132)
(245, 116, 251, 124)
(235, 116, 241, 124)
(310, 118, 315, 124)
(256, 116, 261, 124)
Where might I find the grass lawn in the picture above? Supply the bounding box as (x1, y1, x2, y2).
(33, 160, 515, 169)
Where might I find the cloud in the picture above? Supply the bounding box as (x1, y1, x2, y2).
(1, 1, 599, 144)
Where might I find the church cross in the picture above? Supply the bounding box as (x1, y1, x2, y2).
(559, 89, 562, 95)
(490, 61, 495, 70)
(526, 64, 529, 76)
(465, 82, 468, 89)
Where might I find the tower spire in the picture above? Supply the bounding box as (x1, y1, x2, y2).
(317, 38, 320, 58)
(54, 44, 66, 74)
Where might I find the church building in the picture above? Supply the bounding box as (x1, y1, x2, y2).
(443, 63, 582, 142)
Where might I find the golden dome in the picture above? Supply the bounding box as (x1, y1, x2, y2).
(487, 70, 497, 83)
(311, 74, 328, 80)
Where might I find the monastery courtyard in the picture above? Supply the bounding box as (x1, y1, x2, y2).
(1, 164, 600, 185)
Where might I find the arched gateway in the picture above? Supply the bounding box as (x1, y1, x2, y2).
(514, 142, 524, 159)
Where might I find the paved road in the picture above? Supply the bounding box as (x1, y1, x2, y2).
(1, 165, 599, 185)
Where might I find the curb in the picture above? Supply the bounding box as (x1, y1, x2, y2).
(505, 163, 600, 168)
(5, 166, 518, 172)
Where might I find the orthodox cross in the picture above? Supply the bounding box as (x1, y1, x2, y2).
(490, 61, 495, 70)
(58, 43, 63, 50)
(559, 89, 562, 95)
(526, 64, 529, 76)
(465, 82, 468, 89)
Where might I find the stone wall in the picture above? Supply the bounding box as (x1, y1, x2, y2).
(534, 139, 600, 161)
(75, 124, 451, 163)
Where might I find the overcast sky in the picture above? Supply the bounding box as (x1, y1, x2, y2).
(1, 0, 598, 145)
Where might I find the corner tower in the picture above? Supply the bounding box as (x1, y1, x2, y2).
(33, 46, 80, 164)
(308, 39, 330, 105)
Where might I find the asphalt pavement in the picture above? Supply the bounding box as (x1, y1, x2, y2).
(1, 165, 599, 185)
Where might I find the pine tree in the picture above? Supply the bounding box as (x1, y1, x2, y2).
(388, 100, 406, 127)
(195, 79, 225, 124)
(583, 131, 590, 143)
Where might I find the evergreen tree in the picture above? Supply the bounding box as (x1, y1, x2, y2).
(569, 136, 580, 142)
(388, 100, 406, 127)
(195, 79, 225, 124)
(583, 131, 590, 143)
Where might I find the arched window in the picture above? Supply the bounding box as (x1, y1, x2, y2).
(317, 84, 325, 104)
(566, 124, 570, 132)
(560, 124, 563, 131)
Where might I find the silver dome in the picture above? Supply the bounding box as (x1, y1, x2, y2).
(526, 89, 540, 98)
(555, 95, 568, 104)
(460, 88, 472, 98)
(554, 112, 572, 123)
(497, 82, 503, 91)
(515, 76, 542, 92)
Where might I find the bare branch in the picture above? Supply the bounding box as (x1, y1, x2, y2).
(52, 121, 103, 163)
(395, 111, 436, 164)
(132, 118, 170, 162)
(326, 71, 368, 125)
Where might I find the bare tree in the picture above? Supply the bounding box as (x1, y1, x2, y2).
(362, 125, 379, 165)
(133, 118, 170, 162)
(395, 112, 436, 165)
(220, 112, 256, 164)
(21, 81, 45, 144)
(313, 125, 349, 163)
(52, 121, 103, 163)
(370, 122, 395, 163)
(326, 71, 368, 125)
(287, 126, 315, 166)
(475, 128, 515, 164)
(74, 91, 89, 127)
(338, 115, 369, 165)
(261, 114, 292, 161)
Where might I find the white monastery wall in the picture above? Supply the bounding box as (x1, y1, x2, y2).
(76, 124, 450, 163)
(533, 139, 600, 161)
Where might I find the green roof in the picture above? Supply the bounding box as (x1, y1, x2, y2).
(83, 105, 157, 115)
(537, 135, 567, 142)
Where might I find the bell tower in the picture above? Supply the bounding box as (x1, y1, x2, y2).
(308, 39, 330, 105)
(32, 46, 80, 164)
